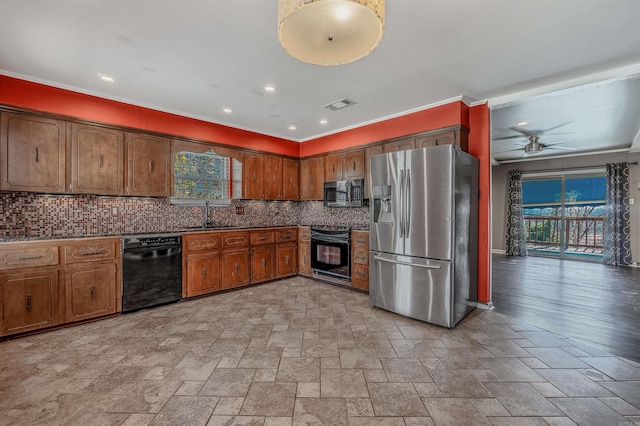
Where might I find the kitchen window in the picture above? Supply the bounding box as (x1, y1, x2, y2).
(171, 149, 241, 205)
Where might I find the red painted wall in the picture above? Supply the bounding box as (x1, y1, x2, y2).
(300, 101, 468, 156)
(468, 103, 491, 304)
(0, 75, 492, 304)
(0, 75, 300, 157)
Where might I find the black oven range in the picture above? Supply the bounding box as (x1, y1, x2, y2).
(310, 226, 351, 282)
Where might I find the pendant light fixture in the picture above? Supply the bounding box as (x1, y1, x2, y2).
(278, 0, 385, 66)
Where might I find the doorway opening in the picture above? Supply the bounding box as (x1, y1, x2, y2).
(522, 169, 606, 261)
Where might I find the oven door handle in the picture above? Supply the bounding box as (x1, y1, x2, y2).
(311, 237, 350, 244)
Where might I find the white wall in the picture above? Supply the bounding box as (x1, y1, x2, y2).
(491, 152, 640, 263)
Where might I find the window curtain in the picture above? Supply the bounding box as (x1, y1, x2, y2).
(603, 162, 632, 266)
(505, 170, 528, 256)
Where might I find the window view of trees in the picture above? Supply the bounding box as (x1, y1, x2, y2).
(522, 175, 605, 257)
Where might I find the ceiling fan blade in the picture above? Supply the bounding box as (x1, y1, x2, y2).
(493, 134, 527, 141)
(539, 121, 572, 133)
(544, 139, 576, 146)
(493, 147, 526, 154)
(546, 146, 576, 150)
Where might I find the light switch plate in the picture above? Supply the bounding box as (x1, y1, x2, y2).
(630, 198, 635, 205)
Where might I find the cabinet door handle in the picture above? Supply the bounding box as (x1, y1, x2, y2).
(289, 176, 293, 184)
(283, 233, 291, 239)
(98, 154, 103, 168)
(303, 255, 307, 266)
(81, 249, 102, 256)
(34, 147, 39, 163)
(258, 236, 268, 241)
(285, 255, 289, 265)
(202, 267, 207, 279)
(90, 285, 95, 300)
(26, 294, 32, 311)
(262, 259, 266, 269)
(332, 163, 335, 173)
(253, 172, 256, 181)
(353, 160, 356, 171)
(148, 160, 154, 172)
(272, 175, 276, 183)
(234, 263, 239, 274)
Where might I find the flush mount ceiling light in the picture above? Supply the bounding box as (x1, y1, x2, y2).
(278, 0, 385, 66)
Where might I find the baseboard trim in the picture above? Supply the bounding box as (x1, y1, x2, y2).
(491, 249, 506, 255)
(476, 301, 495, 311)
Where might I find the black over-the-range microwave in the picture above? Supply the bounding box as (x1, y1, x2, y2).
(323, 179, 365, 207)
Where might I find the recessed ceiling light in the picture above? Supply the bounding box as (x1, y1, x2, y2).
(264, 85, 277, 93)
(223, 107, 233, 114)
(99, 75, 115, 83)
(319, 119, 328, 125)
(288, 125, 296, 131)
(517, 121, 528, 126)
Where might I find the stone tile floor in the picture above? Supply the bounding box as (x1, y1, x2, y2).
(1, 277, 639, 426)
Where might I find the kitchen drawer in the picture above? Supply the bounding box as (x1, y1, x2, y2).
(184, 233, 221, 252)
(221, 231, 250, 248)
(276, 228, 297, 243)
(351, 264, 369, 291)
(298, 226, 311, 242)
(63, 240, 118, 263)
(251, 230, 275, 245)
(352, 247, 369, 265)
(0, 245, 59, 270)
(351, 230, 369, 248)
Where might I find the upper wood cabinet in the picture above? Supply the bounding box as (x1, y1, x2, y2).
(0, 112, 66, 193)
(364, 145, 383, 200)
(243, 152, 264, 199)
(300, 156, 324, 200)
(324, 153, 344, 181)
(344, 149, 365, 179)
(69, 123, 124, 195)
(263, 155, 282, 200)
(415, 129, 467, 150)
(383, 137, 415, 153)
(324, 149, 365, 182)
(125, 132, 170, 197)
(282, 158, 299, 200)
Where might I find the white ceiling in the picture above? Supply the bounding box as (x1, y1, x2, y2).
(2, 0, 640, 157)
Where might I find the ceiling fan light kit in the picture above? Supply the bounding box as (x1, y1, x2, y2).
(278, 0, 385, 66)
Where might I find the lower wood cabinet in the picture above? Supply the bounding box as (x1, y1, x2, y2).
(298, 227, 312, 277)
(0, 237, 121, 337)
(222, 248, 251, 289)
(251, 245, 276, 283)
(0, 268, 60, 336)
(277, 243, 297, 277)
(351, 230, 370, 291)
(64, 263, 117, 322)
(186, 252, 222, 297)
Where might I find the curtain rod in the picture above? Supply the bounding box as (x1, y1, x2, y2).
(519, 162, 637, 175)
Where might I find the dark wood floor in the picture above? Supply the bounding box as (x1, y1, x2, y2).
(492, 253, 640, 362)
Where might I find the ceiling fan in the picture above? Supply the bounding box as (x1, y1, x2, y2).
(494, 135, 577, 157)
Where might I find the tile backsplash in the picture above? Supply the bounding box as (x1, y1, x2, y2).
(0, 192, 369, 239)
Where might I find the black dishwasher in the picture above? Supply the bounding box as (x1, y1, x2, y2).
(122, 234, 182, 313)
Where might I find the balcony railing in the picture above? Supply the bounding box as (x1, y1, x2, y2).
(524, 215, 604, 253)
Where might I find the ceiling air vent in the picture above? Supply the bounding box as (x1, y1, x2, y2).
(324, 98, 356, 111)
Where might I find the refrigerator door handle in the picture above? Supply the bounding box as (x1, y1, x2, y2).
(373, 255, 442, 269)
(399, 169, 405, 238)
(405, 170, 411, 236)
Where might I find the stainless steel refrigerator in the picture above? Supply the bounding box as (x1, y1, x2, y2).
(369, 144, 478, 328)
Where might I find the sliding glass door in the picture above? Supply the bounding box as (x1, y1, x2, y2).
(522, 171, 606, 261)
